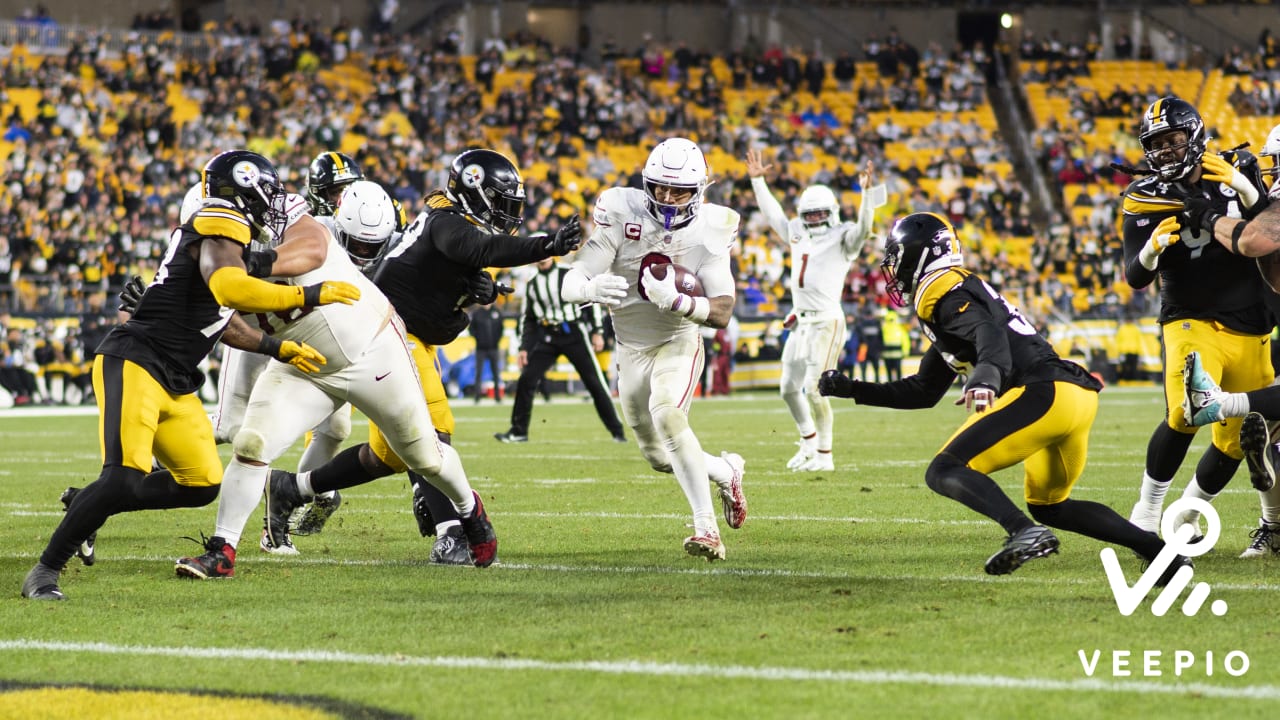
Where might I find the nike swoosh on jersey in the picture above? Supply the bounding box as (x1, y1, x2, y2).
(958, 302, 970, 313)
(375, 373, 391, 381)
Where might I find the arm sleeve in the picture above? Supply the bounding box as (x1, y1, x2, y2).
(851, 347, 956, 408)
(750, 176, 791, 240)
(842, 184, 885, 257)
(207, 266, 307, 313)
(434, 214, 552, 268)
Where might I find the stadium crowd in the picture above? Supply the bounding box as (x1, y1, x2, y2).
(2, 7, 1270, 405)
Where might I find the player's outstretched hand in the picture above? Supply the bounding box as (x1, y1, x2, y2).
(303, 281, 361, 306)
(118, 275, 145, 314)
(954, 384, 995, 413)
(545, 215, 582, 255)
(279, 340, 327, 374)
(1201, 153, 1260, 207)
(582, 273, 628, 307)
(817, 369, 860, 399)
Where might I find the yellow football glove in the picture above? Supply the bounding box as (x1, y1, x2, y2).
(1138, 215, 1182, 270)
(278, 340, 327, 374)
(302, 280, 361, 307)
(1201, 153, 1260, 208)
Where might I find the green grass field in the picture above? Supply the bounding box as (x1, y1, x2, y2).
(1, 387, 1278, 719)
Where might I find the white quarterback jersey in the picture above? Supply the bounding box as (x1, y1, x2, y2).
(751, 178, 883, 319)
(577, 187, 739, 352)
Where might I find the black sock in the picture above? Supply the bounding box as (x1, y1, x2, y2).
(1193, 443, 1242, 495)
(1146, 422, 1195, 482)
(412, 473, 462, 524)
(925, 454, 1031, 535)
(310, 444, 386, 494)
(1029, 499, 1164, 560)
(1246, 386, 1280, 420)
(39, 466, 217, 570)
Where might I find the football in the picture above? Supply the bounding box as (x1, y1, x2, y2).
(638, 253, 705, 301)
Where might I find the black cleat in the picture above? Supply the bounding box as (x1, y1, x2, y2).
(493, 431, 527, 443)
(412, 487, 436, 537)
(1153, 554, 1194, 587)
(292, 491, 342, 536)
(21, 563, 65, 601)
(984, 525, 1060, 576)
(263, 469, 303, 553)
(429, 525, 474, 565)
(175, 535, 237, 579)
(1240, 412, 1277, 493)
(59, 487, 96, 566)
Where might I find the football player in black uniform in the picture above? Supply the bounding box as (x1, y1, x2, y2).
(1120, 97, 1274, 542)
(306, 151, 365, 216)
(21, 150, 358, 600)
(819, 213, 1184, 578)
(264, 148, 583, 564)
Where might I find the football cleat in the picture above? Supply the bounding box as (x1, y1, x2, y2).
(984, 525, 1059, 575)
(717, 452, 747, 530)
(429, 525, 474, 566)
(1152, 554, 1194, 587)
(59, 486, 96, 566)
(1182, 351, 1226, 426)
(796, 453, 835, 472)
(263, 469, 304, 553)
(1168, 506, 1206, 545)
(412, 486, 436, 537)
(458, 491, 498, 568)
(291, 491, 343, 536)
(175, 535, 236, 579)
(21, 562, 65, 601)
(1128, 500, 1162, 534)
(786, 442, 815, 471)
(493, 431, 528, 443)
(1240, 518, 1280, 558)
(683, 531, 726, 561)
(1240, 412, 1277, 493)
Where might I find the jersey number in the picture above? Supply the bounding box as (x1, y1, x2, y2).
(981, 280, 1036, 336)
(253, 281, 313, 334)
(796, 253, 809, 288)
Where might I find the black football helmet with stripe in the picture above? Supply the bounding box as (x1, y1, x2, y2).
(445, 149, 526, 235)
(1139, 97, 1207, 182)
(306, 151, 365, 216)
(881, 212, 964, 307)
(202, 150, 288, 240)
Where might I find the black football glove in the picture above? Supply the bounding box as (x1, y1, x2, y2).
(817, 369, 861, 399)
(1181, 192, 1222, 237)
(544, 215, 582, 255)
(464, 270, 498, 306)
(117, 275, 145, 314)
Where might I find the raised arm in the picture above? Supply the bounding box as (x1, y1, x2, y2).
(746, 148, 790, 239)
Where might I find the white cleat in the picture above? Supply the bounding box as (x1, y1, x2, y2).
(683, 531, 725, 561)
(796, 453, 835, 472)
(717, 452, 747, 529)
(786, 442, 815, 471)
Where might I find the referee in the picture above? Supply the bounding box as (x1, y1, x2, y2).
(495, 256, 626, 443)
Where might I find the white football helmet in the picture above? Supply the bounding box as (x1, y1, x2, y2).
(642, 137, 708, 230)
(796, 184, 840, 230)
(1261, 123, 1280, 186)
(179, 182, 205, 225)
(333, 180, 397, 269)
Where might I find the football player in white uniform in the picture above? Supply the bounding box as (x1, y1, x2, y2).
(562, 137, 747, 561)
(747, 149, 885, 472)
(176, 182, 498, 577)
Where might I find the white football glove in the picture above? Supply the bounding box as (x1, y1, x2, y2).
(641, 266, 681, 312)
(581, 272, 628, 307)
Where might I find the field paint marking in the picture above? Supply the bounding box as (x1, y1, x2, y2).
(2, 550, 1277, 592)
(0, 639, 1274, 700)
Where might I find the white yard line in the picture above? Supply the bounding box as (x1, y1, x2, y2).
(0, 639, 1273, 700)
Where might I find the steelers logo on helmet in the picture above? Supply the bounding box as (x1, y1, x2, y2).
(461, 164, 485, 189)
(231, 161, 261, 188)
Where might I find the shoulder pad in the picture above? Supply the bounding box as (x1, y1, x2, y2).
(700, 203, 740, 252)
(593, 186, 635, 228)
(913, 268, 968, 323)
(191, 205, 253, 246)
(1122, 178, 1184, 216)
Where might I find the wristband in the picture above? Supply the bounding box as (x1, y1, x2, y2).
(256, 333, 283, 359)
(1231, 222, 1246, 255)
(303, 284, 322, 306)
(245, 249, 278, 278)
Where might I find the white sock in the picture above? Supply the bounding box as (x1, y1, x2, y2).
(666, 427, 716, 534)
(423, 443, 474, 516)
(783, 389, 814, 442)
(1137, 472, 1171, 511)
(435, 519, 461, 535)
(705, 452, 731, 488)
(1177, 476, 1218, 526)
(214, 459, 270, 548)
(295, 471, 316, 500)
(298, 432, 343, 473)
(1259, 481, 1280, 524)
(810, 394, 833, 452)
(1222, 392, 1250, 418)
